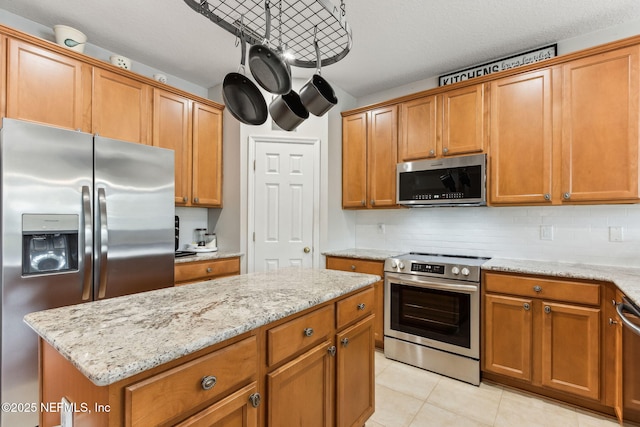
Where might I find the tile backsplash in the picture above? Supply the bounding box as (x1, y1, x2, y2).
(355, 204, 640, 266)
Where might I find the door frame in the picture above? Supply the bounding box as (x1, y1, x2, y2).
(247, 135, 321, 273)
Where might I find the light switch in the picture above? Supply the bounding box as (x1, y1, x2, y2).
(609, 226, 624, 242)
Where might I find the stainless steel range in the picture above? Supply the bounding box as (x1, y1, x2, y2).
(384, 253, 489, 385)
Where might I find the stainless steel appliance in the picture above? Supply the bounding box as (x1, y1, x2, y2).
(396, 153, 486, 207)
(1, 119, 175, 426)
(618, 297, 640, 422)
(384, 253, 489, 385)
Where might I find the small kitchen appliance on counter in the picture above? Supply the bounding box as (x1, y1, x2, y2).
(384, 252, 489, 385)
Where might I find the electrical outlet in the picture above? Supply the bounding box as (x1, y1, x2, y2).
(540, 225, 554, 241)
(609, 226, 624, 242)
(377, 223, 385, 234)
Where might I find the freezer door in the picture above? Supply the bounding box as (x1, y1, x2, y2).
(0, 119, 93, 426)
(94, 137, 175, 299)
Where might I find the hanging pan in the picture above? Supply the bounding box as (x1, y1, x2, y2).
(222, 27, 268, 126)
(269, 90, 309, 131)
(249, 0, 292, 95)
(299, 31, 338, 116)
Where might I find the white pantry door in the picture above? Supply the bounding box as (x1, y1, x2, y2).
(251, 137, 318, 272)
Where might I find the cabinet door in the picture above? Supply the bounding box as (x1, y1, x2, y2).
(192, 102, 223, 207)
(336, 316, 374, 427)
(398, 96, 437, 161)
(342, 112, 368, 208)
(441, 84, 484, 156)
(93, 68, 151, 144)
(561, 46, 640, 202)
(175, 383, 258, 427)
(541, 301, 600, 400)
(367, 106, 398, 207)
(6, 38, 89, 131)
(483, 294, 533, 381)
(489, 69, 553, 204)
(268, 340, 333, 427)
(153, 89, 192, 205)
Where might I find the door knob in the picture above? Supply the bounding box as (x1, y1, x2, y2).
(303, 247, 311, 253)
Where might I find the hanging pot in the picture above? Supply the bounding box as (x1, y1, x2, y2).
(222, 30, 268, 126)
(249, 0, 292, 95)
(300, 40, 338, 116)
(269, 90, 309, 131)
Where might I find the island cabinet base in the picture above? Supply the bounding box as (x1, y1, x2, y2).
(39, 285, 375, 427)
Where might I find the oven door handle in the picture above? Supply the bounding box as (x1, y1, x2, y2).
(617, 302, 640, 337)
(385, 273, 479, 294)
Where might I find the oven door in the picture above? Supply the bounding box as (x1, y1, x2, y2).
(384, 272, 479, 359)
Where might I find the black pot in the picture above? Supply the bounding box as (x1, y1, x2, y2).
(269, 90, 309, 131)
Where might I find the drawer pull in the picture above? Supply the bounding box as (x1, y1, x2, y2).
(206, 267, 213, 273)
(350, 265, 356, 271)
(609, 318, 618, 326)
(201, 375, 217, 390)
(328, 345, 337, 357)
(544, 305, 551, 314)
(533, 285, 542, 293)
(357, 303, 366, 310)
(341, 337, 349, 347)
(303, 327, 314, 337)
(249, 393, 261, 408)
(523, 303, 530, 311)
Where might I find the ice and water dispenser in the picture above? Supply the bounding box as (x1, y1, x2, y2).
(22, 214, 79, 275)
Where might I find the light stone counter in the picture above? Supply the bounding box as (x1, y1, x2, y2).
(24, 268, 379, 387)
(174, 250, 242, 264)
(322, 248, 405, 261)
(483, 258, 640, 307)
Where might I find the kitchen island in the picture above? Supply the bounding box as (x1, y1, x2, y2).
(25, 267, 379, 427)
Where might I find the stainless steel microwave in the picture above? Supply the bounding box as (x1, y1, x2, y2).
(396, 154, 486, 207)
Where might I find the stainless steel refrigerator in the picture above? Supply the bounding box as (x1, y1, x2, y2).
(0, 119, 175, 426)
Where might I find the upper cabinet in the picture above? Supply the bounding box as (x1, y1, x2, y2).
(92, 68, 151, 145)
(342, 106, 398, 209)
(398, 84, 485, 162)
(6, 38, 90, 131)
(560, 46, 639, 203)
(191, 102, 223, 207)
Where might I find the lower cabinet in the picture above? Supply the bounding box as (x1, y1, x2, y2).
(176, 383, 259, 427)
(483, 272, 604, 406)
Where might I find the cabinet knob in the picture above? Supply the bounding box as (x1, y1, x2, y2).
(249, 393, 261, 408)
(563, 192, 570, 200)
(341, 337, 349, 347)
(350, 265, 356, 271)
(201, 375, 217, 390)
(206, 267, 212, 273)
(357, 303, 366, 310)
(370, 199, 375, 206)
(533, 285, 542, 293)
(523, 303, 530, 311)
(544, 193, 551, 201)
(194, 197, 199, 203)
(361, 200, 366, 206)
(544, 305, 551, 314)
(609, 318, 618, 326)
(328, 345, 337, 357)
(183, 196, 188, 202)
(429, 149, 435, 156)
(303, 327, 314, 337)
(443, 147, 449, 154)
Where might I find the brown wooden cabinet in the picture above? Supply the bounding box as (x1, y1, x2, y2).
(176, 383, 258, 427)
(342, 106, 397, 209)
(174, 257, 241, 285)
(153, 91, 224, 207)
(92, 67, 151, 144)
(6, 38, 90, 131)
(398, 85, 484, 162)
(483, 272, 602, 402)
(326, 256, 385, 349)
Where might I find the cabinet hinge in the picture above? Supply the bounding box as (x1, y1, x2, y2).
(253, 232, 255, 242)
(253, 160, 256, 171)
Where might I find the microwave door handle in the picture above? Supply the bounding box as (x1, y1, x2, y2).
(96, 187, 109, 299)
(81, 186, 93, 301)
(617, 303, 640, 337)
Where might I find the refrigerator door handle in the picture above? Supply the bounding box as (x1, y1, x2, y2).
(96, 187, 109, 299)
(81, 186, 93, 301)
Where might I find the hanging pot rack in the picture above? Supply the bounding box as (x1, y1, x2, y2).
(183, 0, 353, 68)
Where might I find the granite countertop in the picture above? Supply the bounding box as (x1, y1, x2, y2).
(484, 258, 640, 307)
(174, 250, 243, 264)
(24, 268, 379, 387)
(322, 248, 405, 261)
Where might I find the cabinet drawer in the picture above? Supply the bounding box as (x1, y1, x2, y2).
(267, 305, 335, 366)
(175, 257, 240, 284)
(326, 257, 384, 276)
(484, 272, 600, 306)
(336, 287, 375, 330)
(125, 336, 257, 427)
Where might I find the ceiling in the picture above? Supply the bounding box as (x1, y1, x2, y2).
(1, 0, 640, 98)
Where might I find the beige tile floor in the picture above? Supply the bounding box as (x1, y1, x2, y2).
(366, 351, 620, 427)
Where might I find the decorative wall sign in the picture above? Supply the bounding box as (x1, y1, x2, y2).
(438, 44, 557, 86)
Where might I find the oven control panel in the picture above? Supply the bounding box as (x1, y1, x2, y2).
(411, 263, 445, 274)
